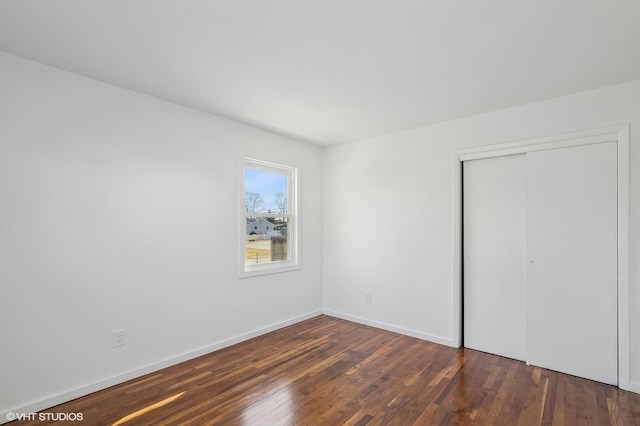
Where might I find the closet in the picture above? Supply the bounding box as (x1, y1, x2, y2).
(463, 141, 618, 385)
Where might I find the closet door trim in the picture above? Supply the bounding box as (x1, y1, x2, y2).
(451, 124, 631, 391)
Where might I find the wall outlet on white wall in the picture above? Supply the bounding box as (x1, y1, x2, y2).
(364, 291, 371, 303)
(112, 330, 126, 348)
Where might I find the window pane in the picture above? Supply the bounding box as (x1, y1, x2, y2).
(245, 217, 289, 266)
(244, 168, 288, 214)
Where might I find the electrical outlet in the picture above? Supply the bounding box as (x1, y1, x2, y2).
(364, 291, 371, 303)
(112, 330, 126, 348)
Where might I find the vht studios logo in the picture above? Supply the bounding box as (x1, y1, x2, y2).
(6, 412, 84, 421)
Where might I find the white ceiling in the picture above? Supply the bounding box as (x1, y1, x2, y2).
(1, 1, 639, 146)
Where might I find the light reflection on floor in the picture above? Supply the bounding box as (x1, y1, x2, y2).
(112, 391, 185, 425)
(240, 383, 295, 426)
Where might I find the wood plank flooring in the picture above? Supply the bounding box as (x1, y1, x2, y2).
(9, 315, 640, 425)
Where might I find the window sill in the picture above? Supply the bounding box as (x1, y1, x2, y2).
(239, 262, 301, 279)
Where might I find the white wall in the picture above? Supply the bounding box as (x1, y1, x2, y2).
(0, 51, 324, 416)
(323, 80, 640, 390)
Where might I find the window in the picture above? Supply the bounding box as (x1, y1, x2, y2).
(240, 158, 299, 277)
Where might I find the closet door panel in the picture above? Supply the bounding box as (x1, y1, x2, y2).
(526, 142, 617, 384)
(463, 154, 527, 361)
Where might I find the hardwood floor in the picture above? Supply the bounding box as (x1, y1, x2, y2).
(10, 315, 640, 425)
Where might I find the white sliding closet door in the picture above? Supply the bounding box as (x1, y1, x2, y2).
(463, 154, 527, 361)
(463, 141, 618, 384)
(526, 142, 618, 384)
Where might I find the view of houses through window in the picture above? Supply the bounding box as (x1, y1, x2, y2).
(244, 163, 292, 269)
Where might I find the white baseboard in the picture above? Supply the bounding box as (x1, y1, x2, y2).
(624, 381, 640, 394)
(1, 311, 322, 425)
(322, 309, 454, 347)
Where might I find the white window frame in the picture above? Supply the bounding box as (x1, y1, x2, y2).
(239, 158, 300, 278)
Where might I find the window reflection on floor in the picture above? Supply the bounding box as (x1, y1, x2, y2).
(240, 384, 294, 426)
